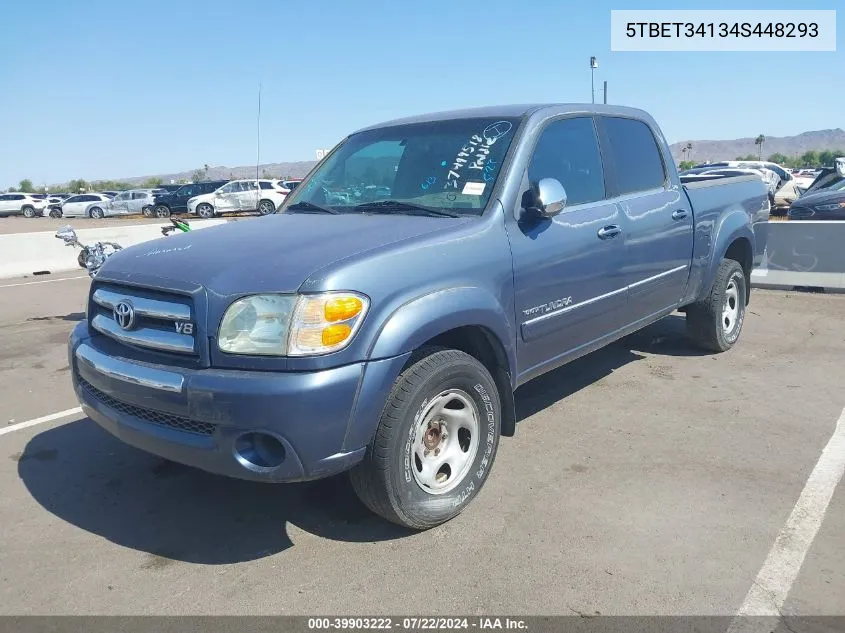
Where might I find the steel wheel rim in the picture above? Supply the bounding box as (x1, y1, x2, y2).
(410, 389, 480, 495)
(722, 277, 740, 334)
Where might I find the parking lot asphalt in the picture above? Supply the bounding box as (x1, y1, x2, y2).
(0, 276, 843, 616)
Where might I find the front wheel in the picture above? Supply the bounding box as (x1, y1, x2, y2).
(49, 208, 62, 218)
(89, 207, 105, 219)
(22, 206, 36, 218)
(196, 203, 215, 218)
(686, 258, 747, 352)
(154, 205, 171, 218)
(349, 347, 501, 530)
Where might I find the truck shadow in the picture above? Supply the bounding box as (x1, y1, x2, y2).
(17, 314, 708, 565)
(17, 420, 414, 566)
(516, 314, 709, 421)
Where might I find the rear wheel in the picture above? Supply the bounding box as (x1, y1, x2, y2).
(197, 203, 215, 218)
(258, 199, 275, 215)
(349, 347, 501, 530)
(22, 206, 36, 218)
(89, 207, 105, 219)
(686, 258, 747, 352)
(142, 206, 155, 218)
(154, 205, 171, 218)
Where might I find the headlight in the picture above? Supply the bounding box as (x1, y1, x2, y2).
(814, 202, 845, 212)
(217, 291, 369, 356)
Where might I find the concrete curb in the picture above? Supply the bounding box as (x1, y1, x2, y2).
(0, 219, 229, 279)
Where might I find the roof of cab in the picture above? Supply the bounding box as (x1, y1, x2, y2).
(351, 103, 653, 134)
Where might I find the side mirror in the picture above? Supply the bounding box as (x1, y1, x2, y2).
(835, 157, 845, 178)
(526, 178, 567, 218)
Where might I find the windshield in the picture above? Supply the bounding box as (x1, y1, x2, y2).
(282, 117, 521, 216)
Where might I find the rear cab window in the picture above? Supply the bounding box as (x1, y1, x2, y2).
(598, 116, 667, 195)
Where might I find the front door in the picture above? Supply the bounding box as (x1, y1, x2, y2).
(596, 116, 694, 321)
(507, 115, 627, 382)
(214, 182, 240, 212)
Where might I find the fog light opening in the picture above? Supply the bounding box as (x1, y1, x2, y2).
(234, 432, 287, 470)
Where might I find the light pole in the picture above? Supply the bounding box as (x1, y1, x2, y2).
(590, 56, 598, 104)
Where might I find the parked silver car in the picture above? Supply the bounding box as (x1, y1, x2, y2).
(97, 189, 156, 217)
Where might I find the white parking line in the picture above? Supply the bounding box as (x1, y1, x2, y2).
(727, 405, 845, 631)
(0, 275, 88, 288)
(0, 407, 82, 437)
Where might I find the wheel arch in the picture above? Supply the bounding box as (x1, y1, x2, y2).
(704, 211, 755, 305)
(366, 288, 517, 438)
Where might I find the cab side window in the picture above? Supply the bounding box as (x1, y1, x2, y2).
(599, 117, 667, 195)
(527, 117, 606, 206)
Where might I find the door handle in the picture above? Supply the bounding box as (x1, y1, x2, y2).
(597, 225, 621, 239)
(671, 209, 688, 220)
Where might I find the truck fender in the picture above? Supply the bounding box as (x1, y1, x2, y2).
(703, 208, 755, 302)
(368, 287, 516, 378)
(356, 287, 518, 440)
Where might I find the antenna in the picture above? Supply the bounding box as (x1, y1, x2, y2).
(256, 83, 262, 180)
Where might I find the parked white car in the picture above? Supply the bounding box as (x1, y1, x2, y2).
(0, 193, 48, 218)
(186, 179, 289, 218)
(98, 189, 156, 217)
(53, 193, 113, 218)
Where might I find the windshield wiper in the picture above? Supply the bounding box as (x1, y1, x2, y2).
(285, 201, 340, 214)
(351, 200, 461, 218)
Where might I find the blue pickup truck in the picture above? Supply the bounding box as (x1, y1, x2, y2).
(69, 104, 769, 529)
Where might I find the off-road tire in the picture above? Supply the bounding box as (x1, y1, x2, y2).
(349, 347, 501, 530)
(686, 258, 747, 352)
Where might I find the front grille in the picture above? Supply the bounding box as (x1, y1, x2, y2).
(80, 377, 216, 437)
(89, 283, 197, 356)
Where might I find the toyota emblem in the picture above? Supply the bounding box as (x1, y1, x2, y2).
(113, 301, 136, 330)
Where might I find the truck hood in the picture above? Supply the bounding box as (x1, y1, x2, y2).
(97, 212, 470, 295)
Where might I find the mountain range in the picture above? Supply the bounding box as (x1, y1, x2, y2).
(60, 128, 845, 187)
(668, 128, 845, 164)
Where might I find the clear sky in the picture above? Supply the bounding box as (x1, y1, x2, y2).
(0, 0, 841, 186)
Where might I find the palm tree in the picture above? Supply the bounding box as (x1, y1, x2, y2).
(685, 142, 693, 162)
(755, 135, 765, 160)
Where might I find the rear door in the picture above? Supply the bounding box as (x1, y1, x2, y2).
(130, 191, 150, 213)
(238, 180, 260, 210)
(508, 115, 627, 380)
(0, 194, 15, 215)
(596, 115, 693, 323)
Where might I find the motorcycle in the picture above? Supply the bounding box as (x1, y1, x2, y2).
(160, 217, 192, 236)
(55, 225, 123, 278)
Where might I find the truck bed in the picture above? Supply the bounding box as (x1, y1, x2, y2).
(682, 174, 770, 268)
